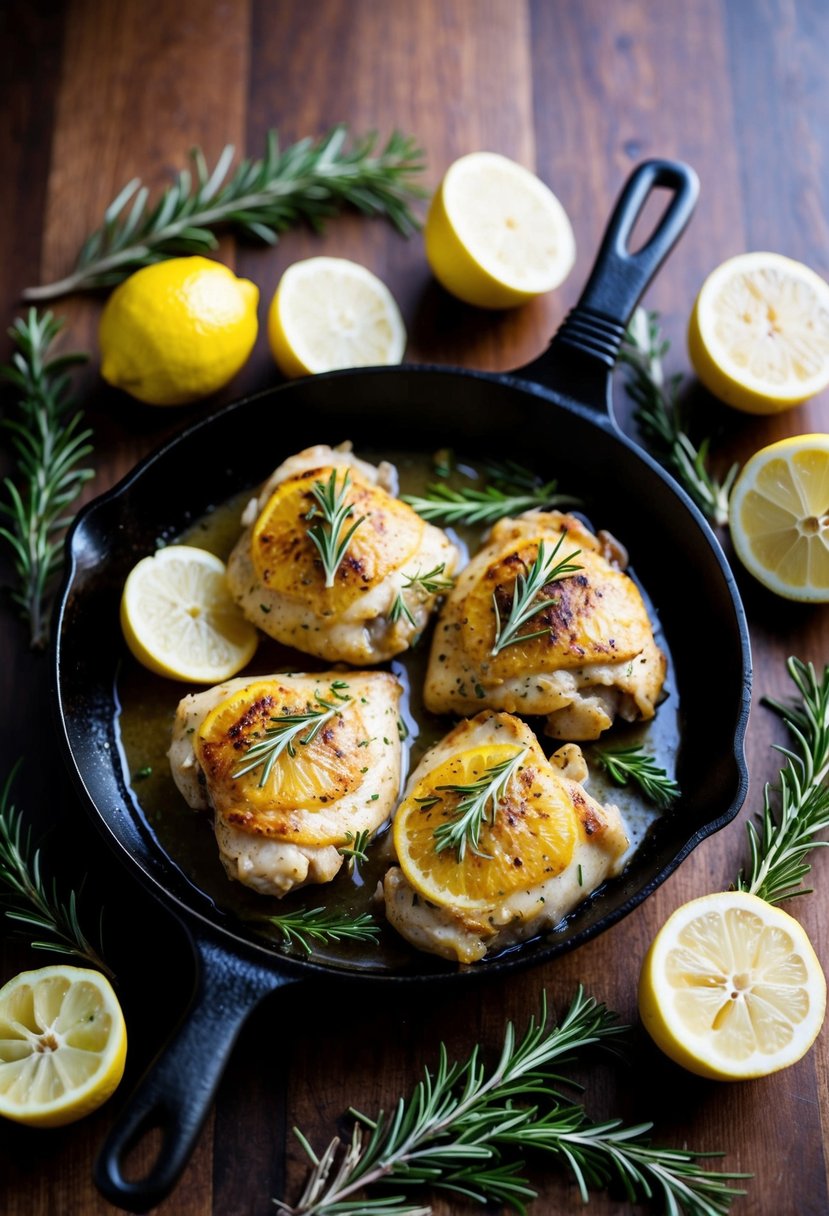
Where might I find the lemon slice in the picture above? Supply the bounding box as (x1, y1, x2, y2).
(121, 545, 258, 682)
(0, 966, 127, 1127)
(639, 891, 826, 1080)
(728, 434, 829, 601)
(268, 257, 406, 377)
(688, 252, 829, 413)
(393, 743, 576, 911)
(424, 151, 576, 309)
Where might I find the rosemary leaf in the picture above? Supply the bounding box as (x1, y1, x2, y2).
(737, 657, 829, 904)
(491, 534, 582, 655)
(389, 563, 454, 628)
(265, 907, 379, 956)
(306, 470, 366, 588)
(403, 481, 579, 528)
(620, 308, 738, 528)
(232, 685, 351, 787)
(275, 987, 747, 1216)
(339, 830, 371, 869)
(0, 761, 112, 977)
(432, 746, 529, 861)
(0, 310, 93, 648)
(23, 128, 426, 301)
(593, 744, 680, 810)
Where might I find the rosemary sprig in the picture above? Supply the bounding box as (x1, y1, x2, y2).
(0, 762, 112, 977)
(593, 744, 680, 810)
(403, 480, 579, 528)
(737, 657, 829, 904)
(232, 686, 351, 787)
(275, 987, 747, 1216)
(265, 907, 379, 956)
(306, 470, 366, 588)
(620, 308, 738, 528)
(432, 746, 529, 861)
(339, 830, 371, 869)
(389, 563, 455, 627)
(491, 535, 581, 655)
(23, 127, 426, 301)
(0, 309, 93, 649)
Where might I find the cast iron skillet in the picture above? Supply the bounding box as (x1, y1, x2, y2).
(54, 160, 751, 1211)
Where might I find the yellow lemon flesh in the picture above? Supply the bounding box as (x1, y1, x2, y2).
(0, 966, 127, 1127)
(393, 743, 576, 911)
(99, 256, 259, 406)
(639, 891, 826, 1080)
(251, 467, 423, 611)
(424, 151, 576, 309)
(121, 545, 258, 683)
(728, 434, 829, 602)
(268, 257, 406, 377)
(688, 251, 829, 414)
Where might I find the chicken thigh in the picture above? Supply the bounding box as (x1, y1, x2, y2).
(383, 711, 628, 963)
(424, 511, 666, 739)
(169, 669, 402, 897)
(227, 443, 459, 664)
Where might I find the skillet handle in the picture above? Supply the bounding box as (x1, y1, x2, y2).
(94, 926, 296, 1212)
(515, 158, 699, 412)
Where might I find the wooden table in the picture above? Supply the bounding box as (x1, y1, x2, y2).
(1, 2, 827, 1213)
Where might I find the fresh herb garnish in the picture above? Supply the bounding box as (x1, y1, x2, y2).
(0, 762, 111, 976)
(404, 480, 579, 528)
(737, 657, 829, 904)
(389, 563, 455, 626)
(23, 128, 426, 301)
(491, 535, 581, 656)
(0, 310, 93, 649)
(339, 830, 371, 869)
(265, 907, 379, 956)
(620, 308, 738, 528)
(232, 686, 351, 787)
(432, 746, 528, 861)
(593, 744, 680, 809)
(306, 470, 366, 588)
(275, 987, 748, 1216)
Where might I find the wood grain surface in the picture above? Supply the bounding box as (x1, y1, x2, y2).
(1, 1, 827, 1213)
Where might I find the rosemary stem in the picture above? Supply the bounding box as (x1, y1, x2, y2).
(23, 156, 419, 301)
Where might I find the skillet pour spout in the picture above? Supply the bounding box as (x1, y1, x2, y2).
(53, 158, 751, 1210)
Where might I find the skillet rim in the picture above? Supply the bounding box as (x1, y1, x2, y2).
(53, 359, 752, 983)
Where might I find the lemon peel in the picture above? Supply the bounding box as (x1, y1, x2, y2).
(99, 255, 258, 406)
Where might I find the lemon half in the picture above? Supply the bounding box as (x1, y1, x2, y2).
(728, 434, 829, 601)
(688, 252, 829, 414)
(121, 545, 258, 683)
(639, 891, 826, 1080)
(0, 966, 127, 1127)
(268, 257, 406, 377)
(424, 151, 576, 309)
(100, 256, 259, 406)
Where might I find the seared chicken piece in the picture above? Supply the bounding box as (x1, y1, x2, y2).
(169, 670, 402, 897)
(424, 511, 666, 740)
(383, 711, 628, 963)
(227, 443, 459, 664)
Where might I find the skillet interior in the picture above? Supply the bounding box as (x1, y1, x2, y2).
(55, 363, 751, 979)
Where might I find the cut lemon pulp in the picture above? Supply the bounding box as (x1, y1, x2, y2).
(424, 151, 576, 309)
(639, 891, 826, 1080)
(195, 678, 366, 845)
(268, 257, 406, 377)
(0, 966, 127, 1127)
(251, 468, 423, 609)
(688, 252, 829, 413)
(120, 545, 258, 683)
(728, 434, 829, 601)
(393, 743, 576, 911)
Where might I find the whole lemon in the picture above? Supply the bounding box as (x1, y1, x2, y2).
(99, 256, 259, 406)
